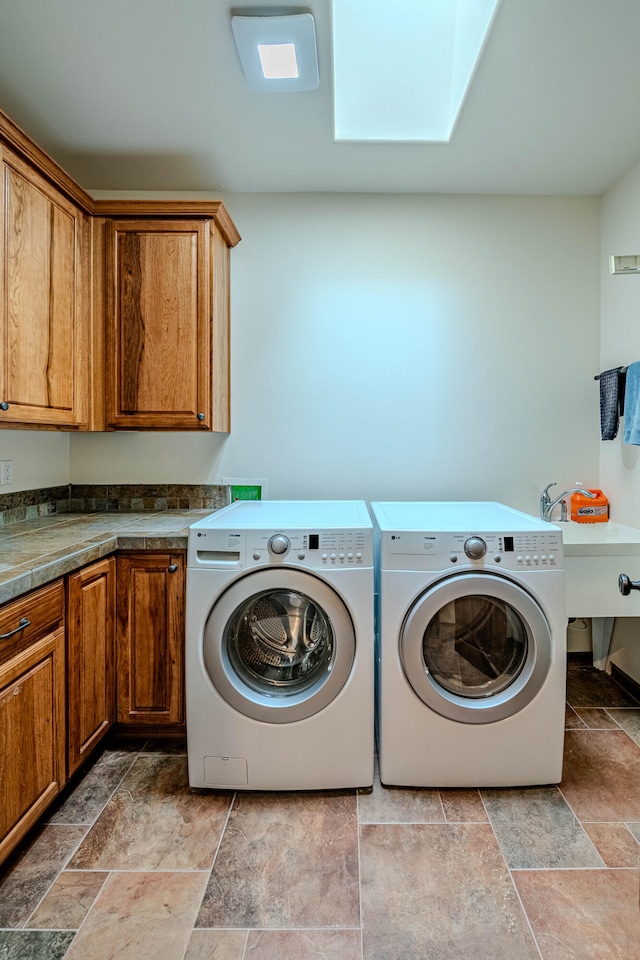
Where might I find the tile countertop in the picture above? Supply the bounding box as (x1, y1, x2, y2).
(0, 510, 213, 605)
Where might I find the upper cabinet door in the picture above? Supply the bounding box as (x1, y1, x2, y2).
(0, 148, 89, 428)
(105, 219, 218, 430)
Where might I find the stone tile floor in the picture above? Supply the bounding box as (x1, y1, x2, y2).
(1, 661, 639, 959)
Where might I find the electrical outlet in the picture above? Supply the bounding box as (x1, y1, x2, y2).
(0, 460, 13, 485)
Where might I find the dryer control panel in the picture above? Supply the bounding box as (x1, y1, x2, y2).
(189, 526, 373, 570)
(379, 529, 563, 572)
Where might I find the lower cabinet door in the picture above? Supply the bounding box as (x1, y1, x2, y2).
(0, 629, 66, 862)
(116, 553, 185, 728)
(66, 557, 116, 777)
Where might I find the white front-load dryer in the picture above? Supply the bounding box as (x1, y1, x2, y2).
(186, 500, 374, 790)
(371, 501, 566, 788)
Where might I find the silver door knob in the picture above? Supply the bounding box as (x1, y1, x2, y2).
(619, 573, 640, 595)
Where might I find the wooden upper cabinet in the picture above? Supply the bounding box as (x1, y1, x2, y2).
(102, 215, 234, 431)
(0, 111, 239, 434)
(0, 146, 89, 428)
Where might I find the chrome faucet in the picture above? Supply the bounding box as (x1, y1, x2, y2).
(539, 482, 596, 521)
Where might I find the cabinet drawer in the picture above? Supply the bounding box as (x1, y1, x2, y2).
(0, 581, 65, 666)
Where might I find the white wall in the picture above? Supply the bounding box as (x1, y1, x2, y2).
(599, 159, 640, 680)
(0, 430, 69, 493)
(6, 191, 600, 514)
(600, 158, 640, 526)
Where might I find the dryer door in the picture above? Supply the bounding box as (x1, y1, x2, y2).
(203, 568, 356, 723)
(400, 572, 552, 724)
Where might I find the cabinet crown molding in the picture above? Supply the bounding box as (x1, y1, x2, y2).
(0, 108, 240, 247)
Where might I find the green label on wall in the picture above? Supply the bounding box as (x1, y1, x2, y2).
(230, 485, 262, 501)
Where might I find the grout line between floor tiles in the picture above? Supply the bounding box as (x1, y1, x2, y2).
(478, 787, 544, 960)
(602, 705, 640, 710)
(61, 867, 211, 875)
(355, 792, 365, 960)
(508, 869, 545, 960)
(74, 869, 212, 875)
(57, 865, 111, 959)
(509, 865, 638, 871)
(581, 819, 640, 824)
(191, 925, 364, 931)
(188, 787, 238, 934)
(44, 744, 143, 828)
(553, 781, 608, 868)
(20, 744, 146, 932)
(20, 829, 91, 929)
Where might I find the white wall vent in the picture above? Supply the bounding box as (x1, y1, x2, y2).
(610, 254, 640, 274)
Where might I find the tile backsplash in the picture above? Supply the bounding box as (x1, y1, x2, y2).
(0, 484, 229, 525)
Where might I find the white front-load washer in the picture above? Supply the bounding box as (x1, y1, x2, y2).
(371, 501, 566, 788)
(185, 500, 374, 790)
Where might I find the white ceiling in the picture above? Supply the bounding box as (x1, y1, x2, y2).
(0, 0, 639, 196)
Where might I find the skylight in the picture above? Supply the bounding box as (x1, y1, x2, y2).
(332, 0, 501, 142)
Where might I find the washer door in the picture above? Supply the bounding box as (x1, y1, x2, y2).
(400, 572, 552, 724)
(204, 568, 356, 723)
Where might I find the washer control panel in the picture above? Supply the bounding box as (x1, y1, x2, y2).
(189, 526, 373, 569)
(380, 529, 563, 572)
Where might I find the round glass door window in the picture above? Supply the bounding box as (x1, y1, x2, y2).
(204, 568, 356, 723)
(400, 573, 552, 724)
(226, 588, 334, 696)
(422, 595, 527, 699)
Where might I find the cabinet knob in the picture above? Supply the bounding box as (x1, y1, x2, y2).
(0, 617, 30, 640)
(197, 413, 205, 421)
(0, 402, 8, 411)
(168, 563, 178, 573)
(619, 573, 640, 596)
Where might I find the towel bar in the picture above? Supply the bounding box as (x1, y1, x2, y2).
(594, 365, 628, 381)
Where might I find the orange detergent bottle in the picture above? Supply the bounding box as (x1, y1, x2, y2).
(570, 488, 609, 523)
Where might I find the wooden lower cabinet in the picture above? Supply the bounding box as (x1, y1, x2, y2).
(0, 549, 187, 866)
(116, 552, 185, 730)
(0, 581, 66, 863)
(66, 557, 116, 777)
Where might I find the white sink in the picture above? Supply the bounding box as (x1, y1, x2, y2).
(561, 520, 640, 668)
(562, 520, 640, 615)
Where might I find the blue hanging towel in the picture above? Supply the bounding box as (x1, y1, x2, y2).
(623, 361, 640, 445)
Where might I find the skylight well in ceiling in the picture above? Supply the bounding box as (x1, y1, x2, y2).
(332, 0, 501, 142)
